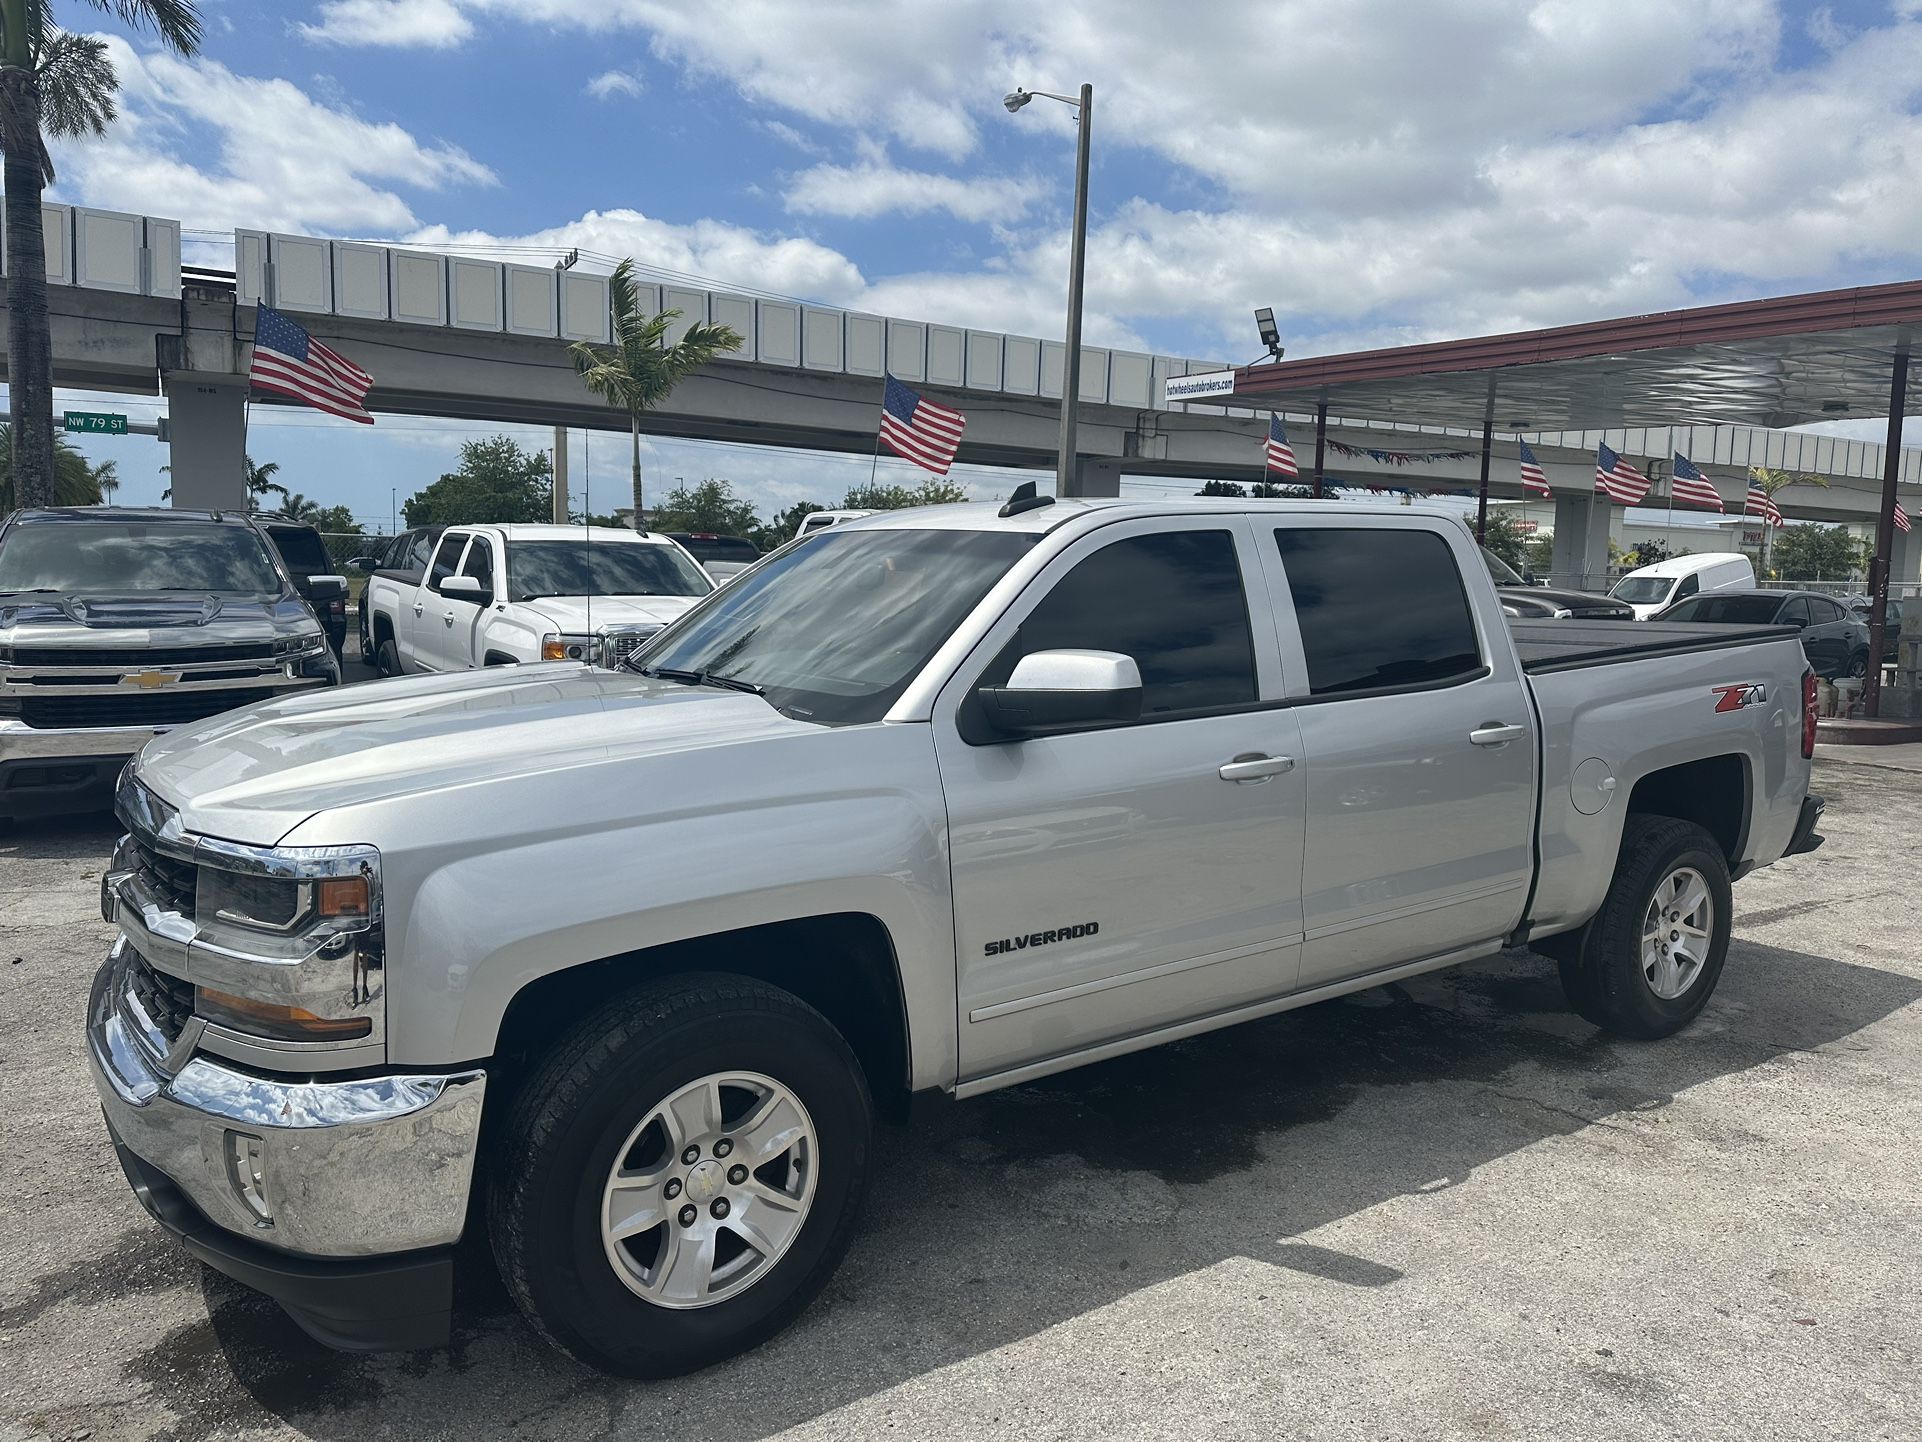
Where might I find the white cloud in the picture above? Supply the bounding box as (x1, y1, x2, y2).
(53, 39, 496, 236)
(299, 0, 474, 48)
(585, 68, 642, 100)
(784, 160, 1042, 223)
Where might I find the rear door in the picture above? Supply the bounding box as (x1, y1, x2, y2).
(1260, 517, 1537, 988)
(934, 514, 1308, 1083)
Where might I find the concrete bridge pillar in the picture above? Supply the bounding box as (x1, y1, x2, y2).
(1890, 521, 1921, 586)
(162, 374, 249, 512)
(1067, 457, 1123, 498)
(1550, 492, 1611, 589)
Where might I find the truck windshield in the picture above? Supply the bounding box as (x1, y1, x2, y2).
(1610, 576, 1674, 604)
(0, 520, 283, 595)
(507, 541, 712, 601)
(637, 528, 1036, 726)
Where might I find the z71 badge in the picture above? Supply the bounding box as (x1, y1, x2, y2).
(1711, 682, 1767, 712)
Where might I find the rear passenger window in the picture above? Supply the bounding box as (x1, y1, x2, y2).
(408, 531, 438, 573)
(1273, 528, 1482, 695)
(427, 535, 466, 592)
(985, 530, 1257, 718)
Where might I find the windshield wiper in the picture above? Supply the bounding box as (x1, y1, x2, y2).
(641, 666, 764, 696)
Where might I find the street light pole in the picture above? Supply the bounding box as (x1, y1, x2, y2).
(1006, 83, 1094, 497)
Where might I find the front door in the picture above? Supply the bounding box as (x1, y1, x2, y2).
(933, 516, 1308, 1084)
(411, 532, 469, 671)
(1260, 519, 1537, 988)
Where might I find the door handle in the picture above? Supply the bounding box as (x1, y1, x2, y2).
(1469, 722, 1527, 747)
(412, 602, 424, 616)
(1219, 753, 1295, 783)
(443, 611, 456, 625)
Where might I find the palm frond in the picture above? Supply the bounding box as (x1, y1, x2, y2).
(36, 31, 116, 139)
(81, 0, 202, 56)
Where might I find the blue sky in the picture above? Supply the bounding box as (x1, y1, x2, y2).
(21, 0, 1922, 530)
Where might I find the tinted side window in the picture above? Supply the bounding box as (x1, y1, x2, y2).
(985, 530, 1256, 717)
(459, 537, 494, 592)
(409, 531, 439, 573)
(1776, 597, 1811, 626)
(427, 534, 466, 592)
(1273, 528, 1481, 695)
(269, 527, 329, 578)
(1676, 573, 1701, 600)
(1812, 597, 1846, 623)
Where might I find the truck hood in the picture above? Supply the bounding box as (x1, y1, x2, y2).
(1497, 586, 1635, 620)
(132, 663, 808, 845)
(515, 594, 704, 633)
(0, 592, 302, 645)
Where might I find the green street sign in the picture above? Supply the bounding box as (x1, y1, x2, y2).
(63, 410, 128, 435)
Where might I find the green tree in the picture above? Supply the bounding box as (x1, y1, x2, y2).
(842, 477, 968, 509)
(1771, 522, 1859, 581)
(276, 490, 326, 524)
(1197, 480, 1247, 497)
(0, 422, 102, 508)
(650, 477, 761, 536)
(92, 457, 117, 503)
(1250, 481, 1309, 498)
(246, 457, 284, 510)
(2, 1, 201, 509)
(1748, 466, 1828, 576)
(1470, 508, 1531, 571)
(570, 258, 742, 528)
(402, 436, 552, 526)
(750, 499, 824, 550)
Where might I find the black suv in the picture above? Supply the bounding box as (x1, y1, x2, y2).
(258, 518, 350, 658)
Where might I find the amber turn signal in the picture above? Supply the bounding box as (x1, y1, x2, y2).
(317, 875, 370, 918)
(196, 986, 373, 1041)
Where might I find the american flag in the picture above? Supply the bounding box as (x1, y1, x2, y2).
(1745, 480, 1784, 526)
(879, 373, 965, 475)
(1896, 499, 1912, 535)
(1669, 453, 1724, 512)
(1517, 439, 1551, 496)
(1264, 415, 1299, 477)
(249, 306, 375, 424)
(1594, 442, 1649, 505)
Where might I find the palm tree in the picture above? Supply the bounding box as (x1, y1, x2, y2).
(92, 457, 116, 503)
(1747, 466, 1829, 577)
(246, 456, 284, 510)
(2, 2, 201, 509)
(0, 421, 102, 509)
(569, 258, 742, 527)
(276, 490, 325, 524)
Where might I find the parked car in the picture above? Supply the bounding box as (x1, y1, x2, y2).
(794, 508, 873, 539)
(666, 531, 761, 580)
(257, 517, 350, 659)
(91, 495, 1821, 1372)
(1610, 552, 1755, 619)
(362, 523, 713, 674)
(1656, 588, 1870, 678)
(0, 507, 339, 819)
(348, 524, 444, 659)
(1482, 548, 1634, 620)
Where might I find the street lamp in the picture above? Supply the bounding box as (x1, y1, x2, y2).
(1005, 83, 1093, 496)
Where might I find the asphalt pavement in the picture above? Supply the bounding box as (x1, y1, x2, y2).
(2, 756, 1918, 1442)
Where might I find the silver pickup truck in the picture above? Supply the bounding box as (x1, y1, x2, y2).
(87, 497, 1822, 1376)
(0, 508, 341, 820)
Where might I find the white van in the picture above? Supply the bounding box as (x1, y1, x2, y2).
(1610, 552, 1756, 619)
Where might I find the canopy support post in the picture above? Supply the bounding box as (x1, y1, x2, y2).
(1865, 345, 1909, 718)
(1312, 399, 1328, 499)
(1475, 380, 1496, 543)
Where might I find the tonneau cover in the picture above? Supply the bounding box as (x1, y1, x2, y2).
(1510, 619, 1798, 673)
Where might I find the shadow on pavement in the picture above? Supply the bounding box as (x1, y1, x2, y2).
(95, 938, 1921, 1442)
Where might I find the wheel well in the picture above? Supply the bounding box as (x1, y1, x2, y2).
(483, 650, 518, 666)
(1625, 754, 1747, 862)
(491, 913, 913, 1123)
(371, 612, 395, 648)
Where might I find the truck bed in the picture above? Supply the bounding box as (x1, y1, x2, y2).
(1510, 619, 1798, 674)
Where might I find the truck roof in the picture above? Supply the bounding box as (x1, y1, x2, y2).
(843, 497, 1469, 534)
(450, 523, 682, 543)
(5, 506, 257, 525)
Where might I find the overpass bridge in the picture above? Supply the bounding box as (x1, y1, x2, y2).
(0, 204, 1916, 580)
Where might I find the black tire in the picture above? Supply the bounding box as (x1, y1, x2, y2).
(1558, 815, 1732, 1039)
(489, 974, 873, 1377)
(1847, 651, 1869, 679)
(375, 637, 400, 677)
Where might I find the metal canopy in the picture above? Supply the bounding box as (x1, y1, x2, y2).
(1222, 278, 1922, 431)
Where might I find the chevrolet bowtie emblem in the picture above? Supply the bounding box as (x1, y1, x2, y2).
(121, 670, 182, 689)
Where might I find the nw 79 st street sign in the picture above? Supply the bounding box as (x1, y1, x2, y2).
(63, 410, 128, 435)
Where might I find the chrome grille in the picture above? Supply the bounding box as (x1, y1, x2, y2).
(127, 832, 197, 917)
(20, 688, 277, 730)
(125, 947, 195, 1050)
(601, 626, 662, 669)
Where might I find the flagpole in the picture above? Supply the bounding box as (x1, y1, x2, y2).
(867, 375, 886, 491)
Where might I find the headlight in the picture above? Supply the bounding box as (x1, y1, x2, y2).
(541, 633, 599, 662)
(275, 632, 327, 660)
(196, 863, 371, 934)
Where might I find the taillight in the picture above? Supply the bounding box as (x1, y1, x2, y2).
(1802, 669, 1817, 759)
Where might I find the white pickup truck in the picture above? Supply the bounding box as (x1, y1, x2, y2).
(90, 496, 1822, 1376)
(360, 522, 713, 672)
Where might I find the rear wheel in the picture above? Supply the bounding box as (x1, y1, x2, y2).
(1558, 815, 1732, 1039)
(1847, 651, 1869, 679)
(375, 637, 400, 677)
(490, 975, 873, 1377)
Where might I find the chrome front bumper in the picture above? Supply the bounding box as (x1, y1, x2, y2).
(87, 944, 486, 1259)
(0, 719, 161, 760)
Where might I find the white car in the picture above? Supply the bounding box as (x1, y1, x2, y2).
(363, 523, 713, 672)
(794, 508, 873, 539)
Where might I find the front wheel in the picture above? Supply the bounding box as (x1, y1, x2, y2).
(1847, 651, 1869, 679)
(489, 975, 873, 1377)
(1558, 815, 1732, 1039)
